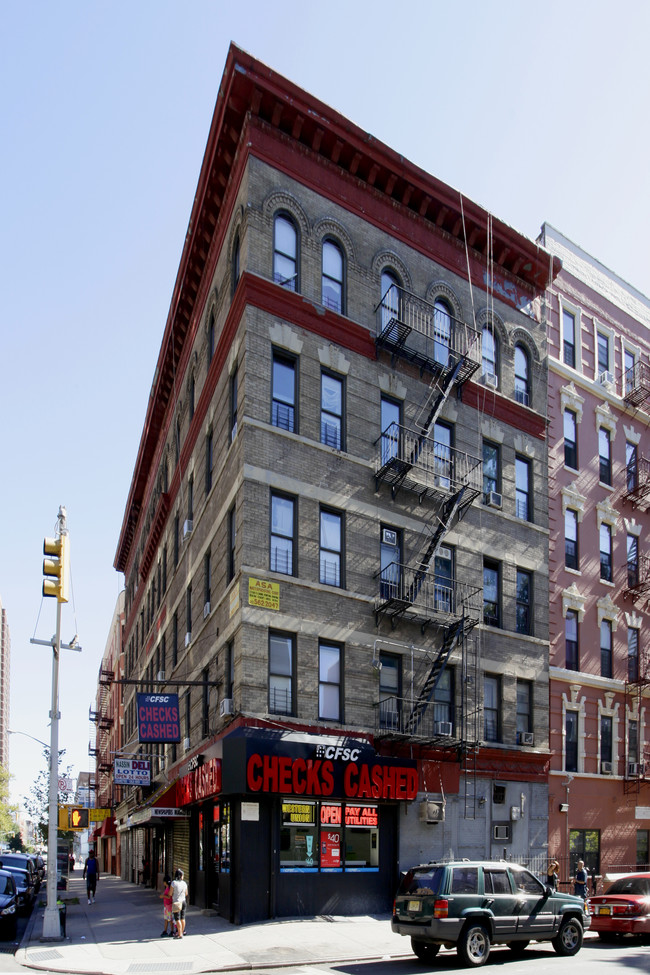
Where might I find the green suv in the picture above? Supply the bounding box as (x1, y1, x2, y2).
(392, 860, 590, 966)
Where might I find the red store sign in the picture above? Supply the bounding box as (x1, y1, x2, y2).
(246, 753, 417, 800)
(179, 757, 222, 805)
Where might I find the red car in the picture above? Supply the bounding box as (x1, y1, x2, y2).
(587, 872, 650, 942)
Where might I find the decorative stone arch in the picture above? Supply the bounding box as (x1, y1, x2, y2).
(425, 280, 463, 322)
(186, 350, 199, 396)
(313, 217, 356, 267)
(476, 307, 509, 352)
(262, 190, 310, 240)
(510, 325, 541, 364)
(371, 250, 412, 293)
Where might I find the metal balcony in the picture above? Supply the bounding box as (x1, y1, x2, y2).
(375, 561, 481, 630)
(375, 286, 480, 384)
(375, 423, 482, 501)
(623, 360, 650, 410)
(623, 455, 650, 510)
(624, 554, 650, 601)
(375, 695, 459, 744)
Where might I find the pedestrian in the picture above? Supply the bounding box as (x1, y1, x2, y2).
(69, 853, 75, 872)
(83, 849, 100, 904)
(546, 859, 559, 890)
(574, 859, 587, 899)
(160, 874, 173, 937)
(170, 868, 188, 938)
(142, 857, 151, 887)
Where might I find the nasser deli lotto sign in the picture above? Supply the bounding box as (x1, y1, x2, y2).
(246, 750, 417, 800)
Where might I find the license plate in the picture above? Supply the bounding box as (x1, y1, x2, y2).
(408, 900, 422, 912)
(598, 907, 611, 915)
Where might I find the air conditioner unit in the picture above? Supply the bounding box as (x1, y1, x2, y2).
(488, 491, 502, 509)
(183, 737, 190, 751)
(183, 519, 193, 539)
(438, 546, 452, 561)
(517, 731, 534, 746)
(493, 824, 510, 840)
(628, 762, 639, 776)
(435, 721, 453, 737)
(598, 370, 615, 387)
(220, 698, 234, 717)
(203, 601, 211, 619)
(481, 372, 498, 388)
(601, 761, 612, 774)
(184, 632, 192, 647)
(419, 800, 445, 824)
(156, 670, 165, 682)
(382, 528, 397, 546)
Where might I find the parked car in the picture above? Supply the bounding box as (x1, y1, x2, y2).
(0, 870, 18, 940)
(0, 854, 40, 893)
(4, 867, 35, 915)
(391, 860, 590, 966)
(587, 872, 650, 942)
(30, 854, 45, 881)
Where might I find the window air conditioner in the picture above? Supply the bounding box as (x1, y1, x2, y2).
(184, 632, 191, 648)
(438, 546, 452, 561)
(183, 737, 190, 751)
(419, 800, 444, 824)
(488, 491, 502, 509)
(628, 762, 639, 776)
(481, 372, 498, 388)
(517, 731, 534, 746)
(493, 824, 510, 840)
(601, 761, 612, 774)
(435, 721, 453, 737)
(598, 371, 615, 387)
(183, 519, 193, 539)
(156, 670, 165, 682)
(220, 698, 234, 717)
(203, 601, 211, 619)
(382, 528, 397, 546)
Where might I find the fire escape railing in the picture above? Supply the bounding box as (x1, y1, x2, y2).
(623, 455, 650, 510)
(624, 360, 650, 410)
(375, 423, 482, 500)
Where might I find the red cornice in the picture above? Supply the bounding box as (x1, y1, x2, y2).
(463, 381, 547, 440)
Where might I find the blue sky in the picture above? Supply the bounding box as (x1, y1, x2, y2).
(2, 0, 649, 808)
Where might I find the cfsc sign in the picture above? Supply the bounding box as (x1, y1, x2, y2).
(137, 693, 181, 743)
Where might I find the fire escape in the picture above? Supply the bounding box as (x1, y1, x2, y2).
(623, 360, 650, 412)
(373, 285, 482, 746)
(89, 668, 115, 806)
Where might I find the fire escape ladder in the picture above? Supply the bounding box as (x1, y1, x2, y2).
(408, 486, 469, 605)
(624, 360, 650, 411)
(404, 618, 465, 735)
(624, 553, 650, 600)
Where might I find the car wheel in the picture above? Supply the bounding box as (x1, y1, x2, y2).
(552, 917, 583, 956)
(508, 940, 529, 955)
(457, 923, 490, 966)
(411, 939, 441, 963)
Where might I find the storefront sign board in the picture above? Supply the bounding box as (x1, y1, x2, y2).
(114, 758, 151, 785)
(137, 693, 181, 743)
(248, 577, 280, 610)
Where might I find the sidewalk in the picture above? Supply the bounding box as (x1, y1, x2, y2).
(16, 874, 410, 975)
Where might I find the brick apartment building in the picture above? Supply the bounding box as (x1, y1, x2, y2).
(110, 45, 558, 923)
(540, 224, 650, 884)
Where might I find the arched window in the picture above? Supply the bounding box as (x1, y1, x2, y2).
(273, 214, 298, 290)
(380, 269, 401, 333)
(514, 344, 530, 406)
(482, 327, 498, 384)
(322, 239, 344, 313)
(433, 299, 452, 367)
(207, 309, 215, 363)
(232, 233, 240, 295)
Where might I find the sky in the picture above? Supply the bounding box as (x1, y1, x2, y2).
(2, 0, 649, 811)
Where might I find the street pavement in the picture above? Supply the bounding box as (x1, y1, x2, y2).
(15, 873, 414, 975)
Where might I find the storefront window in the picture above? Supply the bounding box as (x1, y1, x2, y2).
(281, 800, 378, 873)
(219, 802, 230, 873)
(281, 801, 318, 872)
(344, 805, 379, 871)
(320, 803, 342, 872)
(198, 810, 204, 870)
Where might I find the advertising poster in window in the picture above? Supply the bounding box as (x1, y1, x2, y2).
(320, 829, 341, 869)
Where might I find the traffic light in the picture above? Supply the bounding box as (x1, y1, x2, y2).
(43, 532, 69, 602)
(69, 807, 89, 829)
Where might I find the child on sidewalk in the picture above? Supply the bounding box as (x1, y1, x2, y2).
(160, 875, 174, 937)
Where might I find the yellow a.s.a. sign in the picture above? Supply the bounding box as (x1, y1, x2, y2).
(248, 577, 279, 610)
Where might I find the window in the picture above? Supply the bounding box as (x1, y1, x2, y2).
(380, 526, 402, 599)
(272, 352, 297, 432)
(566, 610, 579, 670)
(189, 374, 195, 421)
(320, 508, 343, 587)
(269, 632, 294, 715)
(628, 719, 639, 764)
(565, 711, 578, 772)
(626, 441, 638, 492)
(322, 239, 344, 313)
(380, 396, 401, 465)
(483, 560, 500, 627)
(379, 653, 401, 729)
(184, 688, 191, 743)
(515, 456, 531, 520)
(227, 504, 236, 583)
(569, 829, 600, 879)
(564, 409, 578, 469)
(600, 523, 612, 582)
(230, 370, 238, 442)
(273, 214, 297, 289)
(624, 348, 636, 396)
(637, 830, 649, 869)
(600, 715, 613, 766)
(516, 680, 532, 735)
(482, 440, 500, 503)
(208, 309, 215, 363)
(627, 533, 639, 587)
(565, 508, 579, 570)
(185, 584, 192, 644)
(484, 675, 501, 742)
(270, 493, 295, 575)
(514, 345, 530, 406)
(434, 421, 453, 489)
(172, 611, 178, 667)
(516, 570, 532, 635)
(433, 299, 452, 367)
(175, 418, 181, 467)
(600, 619, 613, 678)
(202, 667, 210, 738)
(321, 371, 343, 449)
(174, 513, 180, 567)
(205, 429, 213, 494)
(232, 233, 240, 294)
(481, 327, 498, 382)
(319, 642, 341, 721)
(225, 640, 234, 699)
(380, 269, 400, 332)
(434, 545, 454, 614)
(599, 427, 612, 485)
(187, 474, 194, 524)
(597, 332, 610, 375)
(204, 550, 211, 608)
(628, 627, 639, 681)
(433, 667, 454, 728)
(162, 544, 167, 593)
(562, 307, 576, 368)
